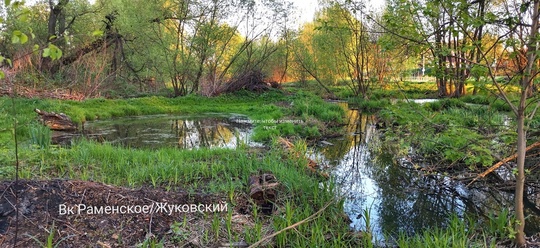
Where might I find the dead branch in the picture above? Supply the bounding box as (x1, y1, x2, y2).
(467, 141, 540, 187)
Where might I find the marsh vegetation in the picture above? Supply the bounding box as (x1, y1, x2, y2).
(2, 0, 540, 247)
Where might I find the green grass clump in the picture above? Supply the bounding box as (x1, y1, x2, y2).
(291, 92, 345, 122)
(461, 95, 492, 105)
(379, 100, 509, 168)
(392, 213, 516, 248)
(349, 98, 391, 113)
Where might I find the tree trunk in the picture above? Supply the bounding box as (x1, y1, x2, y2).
(35, 108, 77, 131)
(515, 112, 526, 246)
(43, 0, 70, 72)
(515, 1, 540, 245)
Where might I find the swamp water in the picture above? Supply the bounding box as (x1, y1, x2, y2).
(310, 103, 520, 240)
(54, 113, 259, 149)
(53, 106, 538, 240)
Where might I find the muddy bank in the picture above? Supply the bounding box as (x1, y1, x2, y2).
(0, 180, 253, 247)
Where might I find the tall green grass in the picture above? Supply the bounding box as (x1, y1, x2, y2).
(391, 213, 514, 248)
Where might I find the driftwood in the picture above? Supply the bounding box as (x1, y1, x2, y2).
(278, 137, 329, 178)
(249, 173, 279, 214)
(35, 108, 77, 131)
(467, 141, 540, 187)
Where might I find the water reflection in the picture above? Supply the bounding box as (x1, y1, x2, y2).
(312, 103, 528, 240)
(79, 114, 258, 149)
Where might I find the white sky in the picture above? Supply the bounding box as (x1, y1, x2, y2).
(295, 0, 386, 25)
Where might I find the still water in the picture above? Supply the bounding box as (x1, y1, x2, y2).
(311, 102, 539, 240)
(55, 113, 259, 149)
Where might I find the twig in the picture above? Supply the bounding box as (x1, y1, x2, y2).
(247, 200, 335, 248)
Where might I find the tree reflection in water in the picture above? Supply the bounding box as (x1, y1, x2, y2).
(312, 103, 520, 240)
(82, 114, 257, 149)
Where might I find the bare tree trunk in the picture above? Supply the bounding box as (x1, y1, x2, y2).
(514, 1, 540, 245)
(515, 112, 527, 246)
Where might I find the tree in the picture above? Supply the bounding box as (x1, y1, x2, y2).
(481, 1, 540, 245)
(292, 2, 377, 98)
(318, 2, 374, 98)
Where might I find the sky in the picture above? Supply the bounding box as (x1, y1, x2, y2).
(294, 0, 386, 25)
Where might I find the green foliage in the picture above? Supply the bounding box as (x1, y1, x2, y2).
(5, 137, 356, 246)
(485, 209, 518, 240)
(0, 91, 341, 147)
(11, 30, 28, 44)
(42, 43, 62, 60)
(379, 99, 508, 168)
(350, 98, 392, 113)
(391, 212, 520, 247)
(291, 92, 345, 122)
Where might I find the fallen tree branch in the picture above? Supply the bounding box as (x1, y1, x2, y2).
(247, 199, 335, 248)
(467, 141, 540, 187)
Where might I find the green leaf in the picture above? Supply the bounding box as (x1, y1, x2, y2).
(42, 43, 63, 60)
(5, 0, 11, 6)
(33, 44, 40, 53)
(29, 27, 35, 39)
(18, 9, 30, 22)
(11, 31, 21, 44)
(92, 30, 104, 37)
(42, 48, 50, 58)
(0, 71, 4, 79)
(520, 2, 530, 13)
(19, 33, 28, 44)
(11, 30, 28, 44)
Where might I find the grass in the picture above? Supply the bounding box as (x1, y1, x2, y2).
(0, 91, 351, 246)
(378, 99, 512, 168)
(391, 213, 515, 248)
(0, 90, 344, 146)
(282, 79, 440, 100)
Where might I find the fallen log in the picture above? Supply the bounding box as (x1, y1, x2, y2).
(467, 141, 540, 187)
(35, 108, 77, 131)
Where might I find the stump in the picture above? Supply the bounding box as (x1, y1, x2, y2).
(35, 108, 77, 131)
(249, 173, 279, 214)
